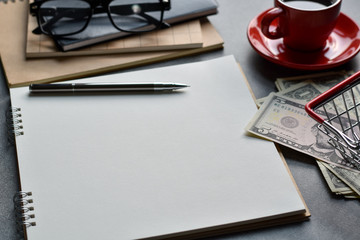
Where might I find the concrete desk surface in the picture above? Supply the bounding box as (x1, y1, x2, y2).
(1, 0, 359, 239)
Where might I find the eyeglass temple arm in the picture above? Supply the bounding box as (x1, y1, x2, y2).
(140, 12, 170, 29)
(32, 12, 62, 35)
(32, 8, 89, 35)
(109, 4, 170, 29)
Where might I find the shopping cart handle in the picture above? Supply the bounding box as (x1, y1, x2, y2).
(305, 70, 360, 124)
(305, 99, 325, 123)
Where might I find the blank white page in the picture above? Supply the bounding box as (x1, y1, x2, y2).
(10, 56, 306, 240)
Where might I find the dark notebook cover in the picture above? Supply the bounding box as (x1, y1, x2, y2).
(54, 0, 218, 51)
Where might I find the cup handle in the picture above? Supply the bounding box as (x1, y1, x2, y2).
(261, 7, 284, 39)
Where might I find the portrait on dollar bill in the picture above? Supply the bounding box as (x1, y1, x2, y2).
(306, 124, 345, 164)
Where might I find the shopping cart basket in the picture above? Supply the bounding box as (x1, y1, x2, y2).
(305, 71, 360, 170)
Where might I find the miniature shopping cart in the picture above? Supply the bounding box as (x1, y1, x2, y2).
(305, 71, 360, 170)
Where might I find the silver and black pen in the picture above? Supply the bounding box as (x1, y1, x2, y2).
(29, 82, 189, 93)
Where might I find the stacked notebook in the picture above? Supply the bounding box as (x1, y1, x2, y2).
(26, 0, 219, 57)
(10, 56, 309, 240)
(0, 0, 223, 87)
(47, 0, 218, 52)
(26, 19, 205, 58)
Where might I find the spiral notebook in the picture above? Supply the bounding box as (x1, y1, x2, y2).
(10, 56, 308, 240)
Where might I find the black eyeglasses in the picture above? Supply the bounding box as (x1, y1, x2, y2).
(30, 0, 171, 37)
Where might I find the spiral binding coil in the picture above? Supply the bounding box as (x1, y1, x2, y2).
(13, 191, 36, 231)
(6, 107, 24, 144)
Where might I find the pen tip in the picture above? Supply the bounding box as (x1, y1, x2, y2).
(173, 83, 190, 90)
(180, 84, 190, 90)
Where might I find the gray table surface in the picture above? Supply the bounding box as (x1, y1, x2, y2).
(1, 0, 360, 239)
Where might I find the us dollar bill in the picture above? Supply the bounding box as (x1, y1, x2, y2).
(256, 81, 323, 107)
(321, 161, 360, 196)
(246, 92, 360, 172)
(317, 160, 358, 195)
(261, 71, 360, 197)
(280, 81, 354, 127)
(280, 82, 323, 102)
(275, 71, 352, 92)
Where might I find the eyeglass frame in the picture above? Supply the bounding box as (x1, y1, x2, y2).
(30, 0, 171, 37)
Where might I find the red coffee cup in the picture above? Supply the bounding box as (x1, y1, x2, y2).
(261, 0, 342, 51)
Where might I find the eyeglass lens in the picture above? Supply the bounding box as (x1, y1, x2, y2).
(38, 0, 164, 36)
(109, 0, 163, 32)
(39, 0, 91, 35)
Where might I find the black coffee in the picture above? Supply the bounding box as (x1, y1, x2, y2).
(282, 0, 336, 10)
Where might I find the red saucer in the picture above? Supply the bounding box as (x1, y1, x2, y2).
(247, 10, 360, 70)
